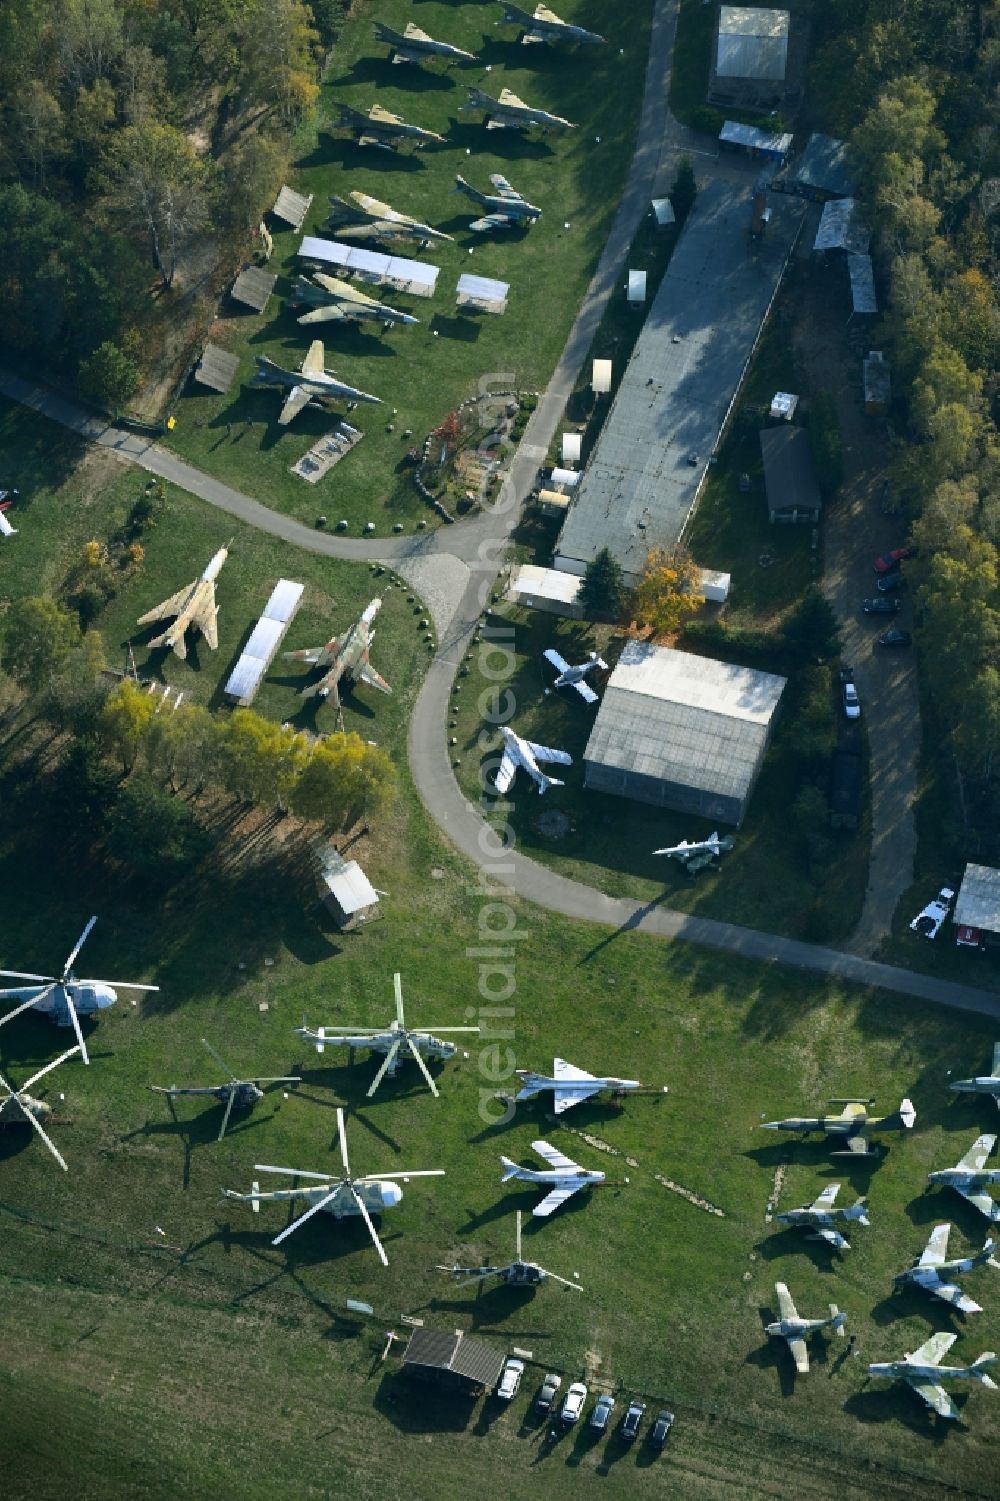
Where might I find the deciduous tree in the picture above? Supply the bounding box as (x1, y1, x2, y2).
(632, 546, 703, 638)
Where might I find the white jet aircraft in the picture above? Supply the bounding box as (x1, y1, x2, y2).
(500, 1138, 606, 1217)
(950, 1043, 1000, 1110)
(893, 1223, 996, 1313)
(514, 1058, 641, 1114)
(494, 725, 571, 795)
(927, 1133, 1000, 1222)
(542, 648, 607, 704)
(868, 1333, 998, 1419)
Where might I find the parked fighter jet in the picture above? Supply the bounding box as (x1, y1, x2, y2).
(335, 102, 447, 151)
(893, 1223, 996, 1313)
(288, 274, 419, 330)
(653, 832, 735, 870)
(496, 2, 608, 46)
(514, 1058, 642, 1114)
(868, 1333, 998, 1419)
(135, 541, 232, 659)
(249, 340, 381, 425)
(494, 725, 571, 795)
(463, 86, 576, 132)
(774, 1183, 870, 1249)
(765, 1283, 847, 1373)
(760, 1097, 916, 1156)
(501, 1139, 606, 1217)
(928, 1133, 1000, 1222)
(326, 190, 454, 248)
(455, 173, 542, 232)
(374, 19, 477, 66)
(542, 648, 606, 703)
(950, 1043, 1000, 1111)
(284, 597, 391, 705)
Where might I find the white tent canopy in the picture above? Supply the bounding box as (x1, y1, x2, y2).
(455, 273, 509, 314)
(298, 236, 439, 297)
(592, 358, 612, 394)
(561, 432, 582, 464)
(627, 269, 647, 304)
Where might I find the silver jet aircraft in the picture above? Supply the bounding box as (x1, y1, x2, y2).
(950, 1043, 1000, 1110)
(249, 339, 381, 425)
(774, 1183, 870, 1249)
(326, 190, 454, 248)
(455, 173, 542, 232)
(765, 1282, 847, 1373)
(335, 102, 447, 151)
(928, 1133, 1000, 1222)
(494, 725, 571, 795)
(894, 1223, 996, 1313)
(501, 1138, 606, 1217)
(496, 2, 608, 45)
(288, 274, 418, 330)
(868, 1333, 998, 1419)
(374, 20, 477, 66)
(542, 648, 606, 703)
(653, 832, 734, 864)
(463, 86, 577, 133)
(514, 1058, 641, 1114)
(760, 1096, 915, 1156)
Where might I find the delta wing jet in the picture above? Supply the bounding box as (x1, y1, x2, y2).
(249, 339, 381, 425)
(463, 86, 576, 133)
(374, 20, 477, 66)
(136, 541, 231, 658)
(496, 2, 608, 46)
(455, 173, 542, 232)
(336, 102, 447, 151)
(928, 1133, 1000, 1222)
(542, 648, 606, 703)
(869, 1333, 998, 1419)
(494, 725, 571, 795)
(765, 1283, 847, 1373)
(288, 274, 419, 329)
(760, 1097, 916, 1156)
(514, 1058, 641, 1114)
(894, 1223, 996, 1314)
(501, 1138, 606, 1217)
(284, 597, 390, 705)
(950, 1043, 1000, 1110)
(326, 190, 454, 248)
(774, 1183, 870, 1249)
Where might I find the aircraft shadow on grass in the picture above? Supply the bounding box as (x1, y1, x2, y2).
(755, 1225, 842, 1272)
(429, 313, 483, 343)
(869, 1284, 964, 1332)
(446, 121, 553, 161)
(126, 1097, 277, 1188)
(299, 136, 428, 173)
(843, 1383, 962, 1442)
(210, 1209, 403, 1271)
(333, 55, 458, 93)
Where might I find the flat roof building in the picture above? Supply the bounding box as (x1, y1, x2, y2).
(954, 864, 1000, 946)
(760, 426, 822, 523)
(786, 134, 855, 200)
(583, 641, 786, 825)
(716, 7, 789, 80)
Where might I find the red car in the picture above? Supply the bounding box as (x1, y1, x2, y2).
(874, 547, 913, 574)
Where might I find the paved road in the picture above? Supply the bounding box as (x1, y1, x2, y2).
(3, 0, 997, 1022)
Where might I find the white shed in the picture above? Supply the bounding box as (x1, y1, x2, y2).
(507, 564, 584, 619)
(627, 270, 647, 305)
(592, 359, 612, 395)
(561, 432, 582, 465)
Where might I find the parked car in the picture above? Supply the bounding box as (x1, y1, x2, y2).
(497, 1358, 524, 1401)
(560, 1381, 588, 1424)
(649, 1409, 675, 1451)
(877, 629, 912, 647)
(863, 596, 901, 615)
(620, 1400, 646, 1442)
(535, 1372, 562, 1414)
(874, 546, 913, 574)
(840, 667, 860, 720)
(877, 571, 903, 592)
(909, 887, 956, 940)
(589, 1394, 616, 1433)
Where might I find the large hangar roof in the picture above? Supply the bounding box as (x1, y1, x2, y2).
(717, 6, 789, 80)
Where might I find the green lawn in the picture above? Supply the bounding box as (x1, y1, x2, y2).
(161, 0, 653, 536)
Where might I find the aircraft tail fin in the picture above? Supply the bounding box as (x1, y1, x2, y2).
(847, 1197, 870, 1225)
(829, 1308, 848, 1334)
(972, 1352, 998, 1383)
(251, 1180, 261, 1213)
(894, 1097, 917, 1129)
(500, 1155, 520, 1182)
(537, 774, 564, 795)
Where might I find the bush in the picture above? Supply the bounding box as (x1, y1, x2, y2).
(78, 340, 142, 411)
(688, 105, 726, 136)
(670, 156, 699, 222)
(808, 391, 844, 496)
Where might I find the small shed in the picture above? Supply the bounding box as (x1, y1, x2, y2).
(401, 1328, 505, 1395)
(231, 265, 277, 313)
(549, 467, 581, 491)
(716, 7, 789, 81)
(760, 426, 822, 523)
(651, 197, 676, 227)
(456, 273, 509, 315)
(561, 432, 582, 465)
(592, 359, 612, 395)
(271, 185, 313, 230)
(627, 269, 647, 305)
(863, 352, 891, 416)
(700, 568, 731, 604)
(299, 237, 440, 298)
(507, 563, 583, 618)
(193, 345, 240, 395)
(848, 254, 877, 314)
(954, 864, 1000, 948)
(313, 844, 381, 931)
(788, 134, 855, 201)
(813, 198, 870, 254)
(769, 391, 798, 421)
(718, 120, 793, 165)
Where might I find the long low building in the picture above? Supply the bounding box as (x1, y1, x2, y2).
(553, 178, 803, 585)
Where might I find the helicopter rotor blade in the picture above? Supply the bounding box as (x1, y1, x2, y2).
(348, 1180, 389, 1267)
(406, 1034, 439, 1098)
(0, 970, 57, 984)
(20, 1045, 83, 1094)
(456, 1269, 495, 1287)
(19, 1096, 69, 1172)
(253, 1163, 337, 1182)
(537, 1269, 584, 1291)
(76, 979, 159, 992)
(393, 972, 405, 1027)
(0, 986, 58, 1027)
(245, 1076, 302, 1086)
(516, 1211, 522, 1261)
(367, 1038, 402, 1098)
(218, 1088, 237, 1141)
(202, 1037, 238, 1082)
(337, 1107, 351, 1178)
(64, 993, 90, 1067)
(271, 1184, 343, 1246)
(62, 917, 98, 980)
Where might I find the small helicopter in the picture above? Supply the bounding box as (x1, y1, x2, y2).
(151, 1039, 300, 1141)
(0, 1044, 81, 1171)
(437, 1211, 583, 1291)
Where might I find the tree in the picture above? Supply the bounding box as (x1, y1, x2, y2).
(578, 547, 627, 620)
(101, 122, 212, 288)
(78, 340, 142, 411)
(911, 342, 982, 435)
(40, 629, 109, 733)
(219, 132, 286, 233)
(793, 783, 833, 869)
(1, 596, 79, 695)
(670, 157, 697, 223)
(145, 701, 217, 792)
(786, 665, 836, 767)
(236, 0, 319, 125)
(292, 733, 395, 827)
(217, 710, 306, 808)
(97, 678, 158, 773)
(782, 587, 841, 667)
(105, 775, 210, 873)
(632, 546, 703, 638)
(10, 81, 66, 190)
(808, 391, 843, 495)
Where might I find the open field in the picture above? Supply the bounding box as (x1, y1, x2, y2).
(161, 0, 652, 534)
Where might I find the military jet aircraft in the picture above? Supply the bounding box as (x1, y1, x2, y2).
(438, 1211, 583, 1290)
(501, 1139, 607, 1218)
(893, 1223, 996, 1314)
(293, 972, 479, 1100)
(223, 1107, 444, 1261)
(927, 1133, 1000, 1222)
(284, 596, 391, 705)
(136, 541, 231, 659)
(950, 1043, 1000, 1111)
(455, 173, 542, 232)
(326, 190, 454, 248)
(0, 915, 159, 1065)
(0, 1045, 81, 1172)
(514, 1058, 642, 1114)
(760, 1097, 916, 1156)
(463, 86, 576, 133)
(335, 102, 447, 151)
(765, 1283, 847, 1373)
(868, 1333, 998, 1420)
(494, 725, 571, 795)
(288, 274, 419, 330)
(150, 1039, 300, 1142)
(542, 648, 606, 703)
(653, 832, 735, 870)
(374, 19, 477, 66)
(774, 1183, 870, 1249)
(249, 339, 381, 426)
(496, 2, 608, 46)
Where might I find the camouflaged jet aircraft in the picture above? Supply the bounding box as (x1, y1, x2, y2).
(514, 1058, 642, 1113)
(868, 1334, 998, 1419)
(774, 1183, 870, 1249)
(950, 1043, 1000, 1111)
(760, 1096, 916, 1156)
(455, 173, 542, 232)
(335, 102, 447, 151)
(249, 339, 381, 425)
(765, 1283, 847, 1373)
(496, 2, 608, 46)
(325, 190, 454, 248)
(136, 541, 231, 659)
(927, 1133, 1000, 1222)
(373, 19, 477, 66)
(893, 1223, 996, 1313)
(463, 86, 577, 132)
(287, 274, 419, 330)
(284, 596, 391, 705)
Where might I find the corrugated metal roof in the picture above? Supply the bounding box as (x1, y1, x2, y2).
(224, 578, 303, 704)
(231, 266, 277, 312)
(793, 134, 855, 197)
(264, 578, 305, 624)
(299, 237, 439, 295)
(717, 7, 789, 79)
(651, 197, 676, 226)
(456, 273, 508, 313)
(402, 1329, 504, 1388)
(223, 656, 266, 703)
(193, 345, 240, 394)
(510, 564, 582, 604)
(863, 353, 891, 406)
(848, 253, 877, 313)
(321, 860, 379, 915)
(242, 617, 284, 662)
(272, 185, 313, 229)
(562, 432, 582, 464)
(813, 197, 870, 254)
(719, 121, 792, 156)
(627, 269, 647, 303)
(955, 863, 1000, 930)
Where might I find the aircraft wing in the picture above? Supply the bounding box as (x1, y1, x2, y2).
(920, 1223, 951, 1267)
(352, 191, 396, 219)
(810, 1183, 841, 1212)
(357, 661, 392, 695)
(494, 749, 517, 794)
(552, 1059, 598, 1112)
(533, 1184, 579, 1217)
(279, 385, 313, 425)
(572, 680, 598, 704)
(137, 584, 193, 626)
(191, 592, 219, 650)
(490, 174, 521, 200)
(775, 1283, 798, 1322)
(843, 1132, 870, 1155)
(788, 1337, 809, 1375)
(525, 739, 572, 767)
(499, 88, 527, 108)
(930, 1278, 982, 1313)
(470, 214, 514, 232)
(816, 1228, 847, 1247)
(543, 648, 571, 675)
(959, 1134, 996, 1172)
(297, 306, 348, 326)
(908, 1378, 958, 1419)
(0, 511, 16, 538)
(909, 1332, 958, 1367)
(301, 340, 325, 376)
(531, 1139, 582, 1173)
(958, 1187, 1000, 1220)
(993, 1041, 1000, 1077)
(554, 1058, 594, 1081)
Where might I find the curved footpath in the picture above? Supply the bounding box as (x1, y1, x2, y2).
(2, 0, 998, 1021)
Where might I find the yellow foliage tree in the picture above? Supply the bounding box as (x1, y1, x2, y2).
(97, 677, 158, 773)
(84, 540, 105, 567)
(292, 733, 396, 828)
(217, 710, 308, 809)
(632, 546, 704, 638)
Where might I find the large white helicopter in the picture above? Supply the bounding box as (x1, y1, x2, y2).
(0, 916, 159, 1064)
(151, 1038, 300, 1141)
(437, 1211, 583, 1291)
(223, 1106, 444, 1262)
(0, 1044, 81, 1171)
(294, 973, 479, 1099)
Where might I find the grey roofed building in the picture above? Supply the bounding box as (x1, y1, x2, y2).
(719, 119, 793, 163)
(813, 197, 870, 254)
(716, 7, 789, 79)
(192, 344, 240, 394)
(847, 253, 877, 313)
(788, 134, 855, 199)
(312, 845, 380, 930)
(583, 641, 786, 826)
(230, 265, 278, 313)
(401, 1328, 505, 1393)
(553, 178, 803, 585)
(271, 184, 313, 230)
(863, 351, 891, 414)
(954, 864, 1000, 937)
(760, 426, 821, 523)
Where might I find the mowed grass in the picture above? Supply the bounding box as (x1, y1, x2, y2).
(163, 0, 653, 534)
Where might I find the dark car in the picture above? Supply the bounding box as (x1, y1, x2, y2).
(649, 1409, 675, 1451)
(877, 629, 912, 647)
(863, 597, 901, 615)
(877, 571, 903, 593)
(589, 1394, 615, 1433)
(535, 1373, 561, 1414)
(874, 546, 913, 574)
(620, 1400, 646, 1442)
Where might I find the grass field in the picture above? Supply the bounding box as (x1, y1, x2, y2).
(161, 0, 652, 535)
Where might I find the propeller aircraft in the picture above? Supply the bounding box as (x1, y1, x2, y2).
(494, 725, 571, 795)
(249, 339, 381, 425)
(500, 1139, 607, 1218)
(136, 541, 231, 659)
(927, 1133, 1000, 1222)
(950, 1043, 1000, 1110)
(437, 1211, 583, 1290)
(0, 1045, 81, 1171)
(288, 274, 419, 330)
(283, 596, 391, 705)
(455, 173, 542, 232)
(462, 86, 577, 133)
(868, 1333, 998, 1419)
(325, 190, 454, 248)
(542, 648, 606, 703)
(150, 1038, 300, 1142)
(765, 1282, 847, 1373)
(893, 1223, 996, 1313)
(760, 1096, 916, 1156)
(514, 1057, 642, 1114)
(774, 1183, 870, 1249)
(373, 20, 477, 66)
